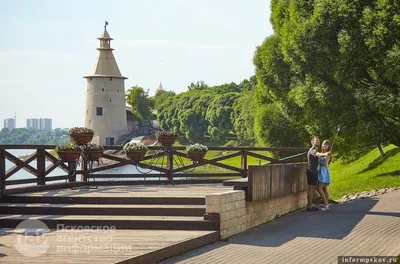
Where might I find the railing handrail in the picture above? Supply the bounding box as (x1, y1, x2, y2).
(0, 144, 308, 196)
(0, 144, 309, 152)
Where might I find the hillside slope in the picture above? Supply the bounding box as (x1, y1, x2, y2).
(329, 145, 400, 199)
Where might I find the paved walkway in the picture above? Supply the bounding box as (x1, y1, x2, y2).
(161, 190, 400, 264)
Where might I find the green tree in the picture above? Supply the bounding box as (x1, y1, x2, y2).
(187, 81, 209, 91)
(126, 86, 155, 121)
(157, 79, 260, 144)
(272, 0, 400, 146)
(179, 92, 213, 143)
(238, 76, 257, 92)
(153, 90, 176, 110)
(232, 90, 256, 144)
(253, 0, 400, 153)
(253, 35, 309, 147)
(205, 92, 240, 142)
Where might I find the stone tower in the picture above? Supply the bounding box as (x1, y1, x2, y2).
(83, 23, 128, 145)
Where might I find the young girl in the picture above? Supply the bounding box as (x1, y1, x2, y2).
(317, 140, 331, 211)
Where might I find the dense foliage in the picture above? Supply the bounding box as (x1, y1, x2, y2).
(126, 86, 155, 121)
(156, 79, 257, 144)
(0, 128, 70, 145)
(252, 0, 400, 157)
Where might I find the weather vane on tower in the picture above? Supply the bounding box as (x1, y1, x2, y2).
(105, 20, 108, 28)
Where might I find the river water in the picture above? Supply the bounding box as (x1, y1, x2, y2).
(4, 149, 170, 187)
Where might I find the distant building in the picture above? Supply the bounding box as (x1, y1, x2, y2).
(40, 118, 52, 131)
(26, 118, 40, 130)
(4, 118, 16, 130)
(155, 82, 165, 95)
(26, 118, 52, 131)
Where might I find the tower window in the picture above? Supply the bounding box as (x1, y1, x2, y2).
(117, 89, 119, 93)
(109, 77, 113, 81)
(96, 107, 103, 116)
(102, 88, 104, 92)
(106, 137, 115, 146)
(90, 78, 92, 81)
(86, 110, 88, 114)
(109, 99, 112, 102)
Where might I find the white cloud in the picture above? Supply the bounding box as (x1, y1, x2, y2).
(118, 39, 225, 50)
(0, 50, 82, 61)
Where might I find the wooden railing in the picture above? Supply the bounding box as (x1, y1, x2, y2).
(0, 144, 308, 195)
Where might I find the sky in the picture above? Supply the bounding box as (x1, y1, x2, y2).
(0, 0, 273, 129)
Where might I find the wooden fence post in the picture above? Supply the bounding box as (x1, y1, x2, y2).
(82, 158, 88, 182)
(241, 150, 247, 178)
(37, 149, 46, 185)
(0, 149, 5, 196)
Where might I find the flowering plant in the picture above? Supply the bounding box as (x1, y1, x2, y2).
(186, 143, 208, 152)
(55, 144, 81, 152)
(68, 127, 94, 135)
(82, 143, 104, 151)
(155, 131, 178, 137)
(123, 142, 148, 152)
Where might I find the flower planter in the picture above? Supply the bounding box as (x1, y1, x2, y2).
(187, 151, 206, 162)
(84, 150, 103, 161)
(71, 133, 94, 145)
(57, 151, 81, 162)
(157, 135, 177, 147)
(126, 151, 147, 161)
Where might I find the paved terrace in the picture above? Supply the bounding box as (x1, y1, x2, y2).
(162, 190, 400, 264)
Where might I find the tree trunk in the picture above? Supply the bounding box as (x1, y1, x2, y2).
(378, 144, 385, 157)
(389, 136, 400, 148)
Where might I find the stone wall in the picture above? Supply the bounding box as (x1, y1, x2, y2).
(206, 190, 308, 239)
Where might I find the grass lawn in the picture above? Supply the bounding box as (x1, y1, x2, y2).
(141, 150, 273, 175)
(205, 150, 273, 166)
(329, 145, 400, 199)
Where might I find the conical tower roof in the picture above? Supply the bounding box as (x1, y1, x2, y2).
(84, 23, 127, 79)
(98, 27, 113, 40)
(155, 82, 165, 94)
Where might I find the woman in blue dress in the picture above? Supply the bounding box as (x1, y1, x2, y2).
(317, 140, 331, 211)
